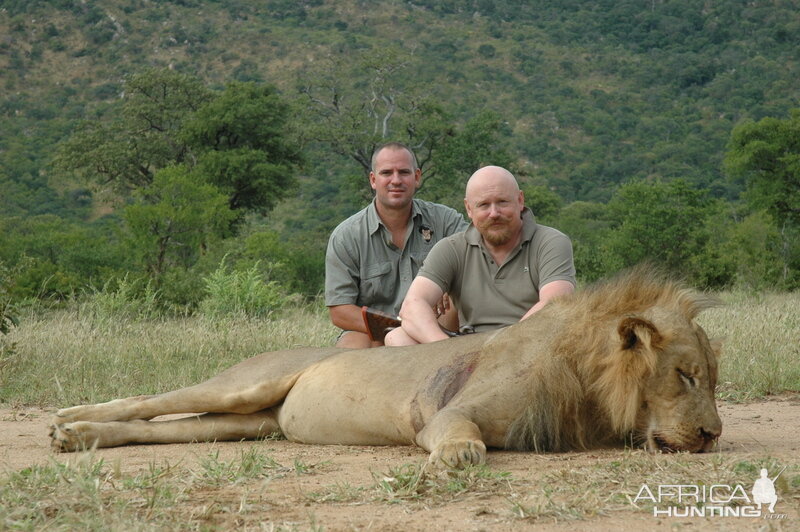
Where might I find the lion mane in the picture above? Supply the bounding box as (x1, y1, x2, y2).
(504, 267, 720, 453)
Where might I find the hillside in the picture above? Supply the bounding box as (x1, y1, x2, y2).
(2, 0, 799, 216)
(1, 0, 799, 304)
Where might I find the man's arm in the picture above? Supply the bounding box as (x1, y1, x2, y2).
(519, 280, 574, 321)
(328, 304, 370, 334)
(396, 276, 451, 344)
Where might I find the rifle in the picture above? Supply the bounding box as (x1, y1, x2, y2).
(361, 306, 465, 343)
(361, 306, 401, 342)
(772, 466, 787, 483)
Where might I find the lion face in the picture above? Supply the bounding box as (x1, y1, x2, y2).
(638, 322, 722, 453)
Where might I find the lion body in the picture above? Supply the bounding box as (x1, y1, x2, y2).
(51, 269, 723, 466)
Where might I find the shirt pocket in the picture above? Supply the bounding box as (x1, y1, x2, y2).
(359, 261, 395, 306)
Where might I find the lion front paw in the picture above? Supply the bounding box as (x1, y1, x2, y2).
(427, 439, 486, 469)
(49, 422, 99, 452)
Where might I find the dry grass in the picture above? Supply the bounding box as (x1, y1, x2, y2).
(3, 448, 796, 529)
(507, 452, 798, 522)
(2, 290, 797, 407)
(698, 291, 800, 401)
(0, 303, 338, 406)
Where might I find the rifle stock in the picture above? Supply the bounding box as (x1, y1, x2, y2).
(361, 306, 401, 342)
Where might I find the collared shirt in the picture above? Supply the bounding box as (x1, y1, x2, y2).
(418, 208, 576, 332)
(325, 198, 468, 315)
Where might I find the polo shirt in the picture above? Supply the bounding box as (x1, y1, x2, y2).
(418, 208, 575, 332)
(325, 198, 468, 315)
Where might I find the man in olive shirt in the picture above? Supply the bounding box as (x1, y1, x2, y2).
(385, 165, 576, 345)
(325, 142, 468, 348)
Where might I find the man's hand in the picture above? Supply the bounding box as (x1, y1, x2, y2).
(433, 293, 451, 318)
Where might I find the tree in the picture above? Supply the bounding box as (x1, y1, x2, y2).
(725, 109, 800, 229)
(297, 48, 514, 201)
(54, 72, 300, 219)
(725, 110, 800, 284)
(182, 82, 303, 214)
(553, 201, 612, 283)
(53, 69, 212, 193)
(420, 110, 513, 206)
(123, 166, 235, 280)
(296, 48, 455, 191)
(603, 179, 728, 286)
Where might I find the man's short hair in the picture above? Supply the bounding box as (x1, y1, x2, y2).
(371, 142, 418, 172)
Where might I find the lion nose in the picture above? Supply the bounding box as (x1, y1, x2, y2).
(700, 426, 721, 444)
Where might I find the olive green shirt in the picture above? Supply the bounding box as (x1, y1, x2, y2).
(418, 208, 576, 332)
(325, 199, 468, 316)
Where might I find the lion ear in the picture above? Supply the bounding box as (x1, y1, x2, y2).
(617, 317, 662, 351)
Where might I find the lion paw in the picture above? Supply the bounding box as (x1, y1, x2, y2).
(49, 422, 99, 453)
(427, 439, 486, 469)
(51, 405, 94, 425)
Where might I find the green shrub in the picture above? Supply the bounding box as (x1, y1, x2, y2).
(198, 260, 289, 318)
(80, 275, 162, 322)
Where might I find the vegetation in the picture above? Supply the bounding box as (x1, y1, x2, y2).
(0, 441, 796, 528)
(1, 0, 799, 312)
(1, 6, 797, 527)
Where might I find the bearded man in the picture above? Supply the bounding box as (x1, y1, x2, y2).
(385, 165, 576, 346)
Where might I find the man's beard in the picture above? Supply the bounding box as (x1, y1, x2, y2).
(477, 218, 514, 246)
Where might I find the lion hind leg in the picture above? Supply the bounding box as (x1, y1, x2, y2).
(53, 396, 160, 425)
(50, 409, 281, 452)
(52, 376, 296, 426)
(52, 347, 340, 425)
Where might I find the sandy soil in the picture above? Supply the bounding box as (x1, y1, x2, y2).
(1, 396, 798, 531)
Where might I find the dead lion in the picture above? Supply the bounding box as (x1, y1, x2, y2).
(50, 268, 722, 467)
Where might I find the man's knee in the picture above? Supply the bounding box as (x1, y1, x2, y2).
(335, 331, 381, 349)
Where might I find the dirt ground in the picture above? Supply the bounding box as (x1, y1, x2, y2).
(2, 396, 798, 531)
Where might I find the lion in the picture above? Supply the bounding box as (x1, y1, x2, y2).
(50, 268, 723, 467)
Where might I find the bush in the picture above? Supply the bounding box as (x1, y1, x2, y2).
(80, 275, 162, 322)
(198, 260, 290, 319)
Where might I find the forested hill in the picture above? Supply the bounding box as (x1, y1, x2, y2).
(3, 0, 799, 210)
(1, 0, 799, 307)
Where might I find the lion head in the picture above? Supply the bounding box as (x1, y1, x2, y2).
(505, 267, 722, 453)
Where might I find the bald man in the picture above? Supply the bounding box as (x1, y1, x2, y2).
(385, 166, 576, 346)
